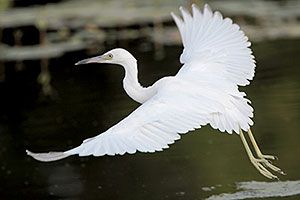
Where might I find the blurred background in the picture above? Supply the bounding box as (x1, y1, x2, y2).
(0, 0, 300, 199)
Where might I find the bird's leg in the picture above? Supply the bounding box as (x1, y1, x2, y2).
(247, 129, 286, 175)
(239, 129, 279, 179)
(247, 129, 276, 160)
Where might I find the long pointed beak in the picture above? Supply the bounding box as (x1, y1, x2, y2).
(75, 55, 104, 65)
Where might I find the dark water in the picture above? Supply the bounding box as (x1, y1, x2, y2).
(0, 39, 300, 199)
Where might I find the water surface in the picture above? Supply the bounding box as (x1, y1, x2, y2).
(0, 39, 300, 199)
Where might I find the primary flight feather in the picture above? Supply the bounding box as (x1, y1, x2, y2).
(27, 4, 284, 179)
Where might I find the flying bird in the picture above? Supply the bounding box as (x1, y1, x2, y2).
(27, 4, 284, 179)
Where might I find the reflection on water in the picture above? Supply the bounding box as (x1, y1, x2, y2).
(47, 165, 83, 197)
(206, 180, 300, 200)
(0, 39, 300, 199)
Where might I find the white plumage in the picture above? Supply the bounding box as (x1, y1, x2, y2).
(27, 3, 254, 158)
(27, 4, 283, 180)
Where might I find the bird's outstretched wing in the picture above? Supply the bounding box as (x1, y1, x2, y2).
(27, 4, 254, 161)
(171, 4, 255, 86)
(27, 76, 252, 161)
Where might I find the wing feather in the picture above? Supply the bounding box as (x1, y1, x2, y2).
(172, 4, 255, 86)
(28, 76, 252, 161)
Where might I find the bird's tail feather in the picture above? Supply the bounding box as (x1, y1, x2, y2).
(26, 150, 71, 162)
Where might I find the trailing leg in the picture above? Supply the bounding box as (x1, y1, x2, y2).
(247, 129, 285, 175)
(239, 129, 279, 179)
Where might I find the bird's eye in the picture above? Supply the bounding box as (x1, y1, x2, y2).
(107, 53, 113, 59)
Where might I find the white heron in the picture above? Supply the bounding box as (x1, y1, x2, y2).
(27, 4, 284, 179)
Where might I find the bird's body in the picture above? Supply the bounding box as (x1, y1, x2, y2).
(27, 4, 284, 179)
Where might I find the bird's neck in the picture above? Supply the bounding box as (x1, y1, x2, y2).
(122, 60, 155, 104)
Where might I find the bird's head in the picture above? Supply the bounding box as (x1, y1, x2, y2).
(75, 48, 136, 66)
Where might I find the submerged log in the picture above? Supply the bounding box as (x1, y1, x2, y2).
(0, 40, 89, 61)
